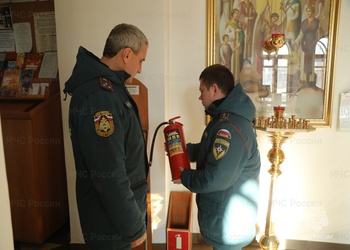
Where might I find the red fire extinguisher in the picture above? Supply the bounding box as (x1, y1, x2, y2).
(149, 116, 190, 180)
(163, 116, 191, 180)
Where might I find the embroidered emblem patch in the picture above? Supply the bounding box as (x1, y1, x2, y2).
(94, 111, 114, 137)
(217, 129, 231, 139)
(220, 112, 230, 122)
(99, 77, 113, 91)
(213, 138, 230, 160)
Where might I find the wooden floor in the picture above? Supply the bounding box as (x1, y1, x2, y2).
(17, 222, 260, 250)
(16, 222, 350, 250)
(19, 242, 260, 250)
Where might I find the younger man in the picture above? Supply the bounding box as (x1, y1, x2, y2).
(174, 64, 261, 250)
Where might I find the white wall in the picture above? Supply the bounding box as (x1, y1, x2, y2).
(55, 0, 350, 245)
(0, 116, 14, 250)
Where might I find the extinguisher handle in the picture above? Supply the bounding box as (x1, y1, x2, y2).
(168, 116, 181, 123)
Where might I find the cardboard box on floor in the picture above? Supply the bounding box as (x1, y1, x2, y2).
(167, 191, 193, 250)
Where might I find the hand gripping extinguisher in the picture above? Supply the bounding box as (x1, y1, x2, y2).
(149, 116, 190, 180)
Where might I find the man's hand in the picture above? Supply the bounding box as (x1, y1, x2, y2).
(130, 232, 147, 248)
(172, 167, 184, 184)
(172, 178, 182, 184)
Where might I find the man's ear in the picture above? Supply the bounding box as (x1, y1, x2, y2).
(212, 83, 219, 94)
(122, 47, 132, 61)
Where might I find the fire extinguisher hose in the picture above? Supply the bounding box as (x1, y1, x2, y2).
(148, 121, 169, 167)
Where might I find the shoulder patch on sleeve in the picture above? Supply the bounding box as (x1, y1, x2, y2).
(94, 111, 114, 137)
(213, 138, 230, 160)
(99, 77, 113, 91)
(217, 129, 231, 139)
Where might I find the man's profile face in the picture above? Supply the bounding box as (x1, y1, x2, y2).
(199, 80, 216, 110)
(124, 43, 148, 84)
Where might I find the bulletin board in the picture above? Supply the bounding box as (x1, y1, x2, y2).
(0, 0, 58, 100)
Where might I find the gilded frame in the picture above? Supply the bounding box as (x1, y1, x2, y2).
(206, 0, 341, 126)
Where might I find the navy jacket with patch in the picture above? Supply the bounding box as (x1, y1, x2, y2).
(64, 47, 148, 249)
(181, 83, 261, 249)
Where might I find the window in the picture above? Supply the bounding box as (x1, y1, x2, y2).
(314, 37, 328, 89)
(262, 44, 289, 94)
(261, 37, 328, 94)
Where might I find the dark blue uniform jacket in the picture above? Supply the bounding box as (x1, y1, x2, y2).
(64, 47, 148, 249)
(181, 84, 261, 250)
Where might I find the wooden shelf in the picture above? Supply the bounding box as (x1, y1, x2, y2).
(0, 0, 67, 245)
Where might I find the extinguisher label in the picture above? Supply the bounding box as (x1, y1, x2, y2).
(168, 231, 189, 250)
(176, 234, 182, 249)
(166, 130, 184, 157)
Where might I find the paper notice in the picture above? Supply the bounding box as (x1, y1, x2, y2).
(0, 30, 15, 52)
(33, 12, 57, 52)
(13, 22, 32, 53)
(38, 51, 58, 79)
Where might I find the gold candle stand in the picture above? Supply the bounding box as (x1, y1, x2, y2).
(255, 106, 315, 250)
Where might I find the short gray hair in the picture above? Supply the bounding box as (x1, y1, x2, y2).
(103, 23, 148, 58)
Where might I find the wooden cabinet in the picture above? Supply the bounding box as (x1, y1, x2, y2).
(0, 92, 68, 244)
(0, 0, 68, 245)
